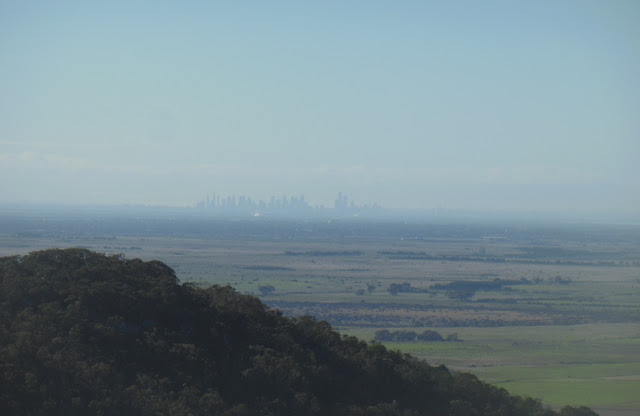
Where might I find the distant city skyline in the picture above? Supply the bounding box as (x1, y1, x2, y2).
(194, 191, 382, 216)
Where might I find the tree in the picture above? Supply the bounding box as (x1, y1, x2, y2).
(258, 285, 275, 295)
(417, 330, 444, 342)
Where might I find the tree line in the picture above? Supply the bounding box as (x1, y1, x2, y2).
(374, 329, 459, 343)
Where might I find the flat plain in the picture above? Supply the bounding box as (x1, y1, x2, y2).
(1, 209, 639, 415)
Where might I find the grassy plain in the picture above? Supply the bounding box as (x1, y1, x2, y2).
(1, 213, 639, 415)
(345, 324, 640, 414)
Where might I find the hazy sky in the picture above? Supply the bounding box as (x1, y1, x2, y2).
(1, 1, 639, 215)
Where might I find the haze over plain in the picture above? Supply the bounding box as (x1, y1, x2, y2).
(1, 1, 638, 217)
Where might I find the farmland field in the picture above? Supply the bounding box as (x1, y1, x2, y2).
(1, 208, 639, 415)
(345, 324, 640, 415)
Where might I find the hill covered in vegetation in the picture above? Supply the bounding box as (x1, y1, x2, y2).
(0, 248, 597, 415)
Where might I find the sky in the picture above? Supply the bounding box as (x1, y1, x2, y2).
(1, 0, 639, 216)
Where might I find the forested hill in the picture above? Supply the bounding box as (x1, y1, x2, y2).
(0, 249, 597, 416)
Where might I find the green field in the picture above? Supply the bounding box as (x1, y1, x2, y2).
(343, 324, 640, 415)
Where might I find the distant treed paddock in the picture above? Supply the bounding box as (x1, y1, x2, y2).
(378, 250, 639, 267)
(374, 329, 460, 343)
(283, 250, 365, 257)
(264, 300, 577, 328)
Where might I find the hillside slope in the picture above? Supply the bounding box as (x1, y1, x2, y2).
(0, 248, 597, 415)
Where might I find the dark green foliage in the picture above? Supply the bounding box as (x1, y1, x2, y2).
(558, 406, 599, 416)
(258, 285, 276, 295)
(387, 282, 428, 295)
(374, 330, 450, 343)
(417, 330, 445, 342)
(0, 249, 597, 415)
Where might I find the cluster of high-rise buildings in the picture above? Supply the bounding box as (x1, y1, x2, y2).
(194, 192, 381, 217)
(197, 193, 310, 211)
